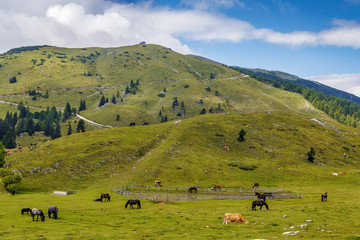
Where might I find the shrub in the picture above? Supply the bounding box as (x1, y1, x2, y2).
(157, 93, 165, 98)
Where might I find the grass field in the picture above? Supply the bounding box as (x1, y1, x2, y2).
(0, 184, 359, 240)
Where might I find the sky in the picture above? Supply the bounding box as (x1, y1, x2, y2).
(1, 0, 360, 96)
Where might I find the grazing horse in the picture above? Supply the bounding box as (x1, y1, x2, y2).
(143, 122, 149, 126)
(48, 206, 58, 219)
(263, 192, 273, 199)
(129, 122, 136, 127)
(21, 208, 32, 215)
(255, 192, 266, 201)
(31, 208, 45, 221)
(155, 181, 162, 187)
(125, 199, 141, 209)
(321, 192, 328, 202)
(223, 213, 247, 224)
(214, 185, 221, 191)
(223, 146, 230, 151)
(101, 193, 110, 202)
(252, 182, 259, 188)
(188, 187, 197, 193)
(252, 201, 269, 210)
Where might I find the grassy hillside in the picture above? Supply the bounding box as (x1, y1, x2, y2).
(5, 112, 360, 192)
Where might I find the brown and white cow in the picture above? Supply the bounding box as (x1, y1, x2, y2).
(223, 213, 247, 224)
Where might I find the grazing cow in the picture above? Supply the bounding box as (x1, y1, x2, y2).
(155, 181, 162, 187)
(129, 122, 136, 127)
(338, 172, 345, 175)
(223, 213, 247, 224)
(223, 146, 230, 151)
(252, 182, 259, 188)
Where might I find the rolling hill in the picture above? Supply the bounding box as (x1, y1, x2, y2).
(1, 44, 360, 193)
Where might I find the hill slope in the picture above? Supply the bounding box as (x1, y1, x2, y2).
(5, 111, 360, 192)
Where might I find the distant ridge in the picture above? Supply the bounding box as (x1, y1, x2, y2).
(231, 66, 360, 104)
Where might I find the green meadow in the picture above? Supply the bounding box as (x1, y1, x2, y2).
(0, 44, 359, 239)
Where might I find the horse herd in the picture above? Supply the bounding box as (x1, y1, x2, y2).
(21, 206, 58, 222)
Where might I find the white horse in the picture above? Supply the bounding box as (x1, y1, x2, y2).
(31, 208, 45, 221)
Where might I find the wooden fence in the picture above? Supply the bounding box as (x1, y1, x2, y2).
(112, 185, 301, 202)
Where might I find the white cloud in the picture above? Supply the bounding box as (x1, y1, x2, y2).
(306, 73, 360, 97)
(1, 0, 360, 55)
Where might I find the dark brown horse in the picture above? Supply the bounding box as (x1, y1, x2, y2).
(21, 208, 32, 215)
(321, 192, 327, 202)
(252, 201, 269, 210)
(188, 187, 197, 193)
(129, 122, 136, 127)
(214, 185, 221, 191)
(125, 199, 141, 209)
(101, 193, 110, 202)
(255, 192, 266, 201)
(263, 192, 273, 199)
(143, 122, 149, 126)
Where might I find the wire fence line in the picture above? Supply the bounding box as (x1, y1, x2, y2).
(112, 185, 302, 202)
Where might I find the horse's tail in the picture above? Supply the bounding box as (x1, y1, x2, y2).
(138, 201, 141, 209)
(108, 195, 110, 201)
(321, 195, 323, 202)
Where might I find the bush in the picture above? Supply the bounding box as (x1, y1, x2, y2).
(238, 165, 258, 171)
(9, 76, 17, 83)
(157, 93, 165, 98)
(2, 174, 22, 188)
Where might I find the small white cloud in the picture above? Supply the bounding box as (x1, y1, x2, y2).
(306, 73, 360, 97)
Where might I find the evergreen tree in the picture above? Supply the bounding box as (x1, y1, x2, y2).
(79, 99, 86, 111)
(2, 128, 16, 149)
(0, 141, 6, 168)
(105, 98, 109, 103)
(136, 79, 140, 85)
(200, 108, 206, 114)
(307, 147, 316, 163)
(77, 119, 86, 132)
(67, 124, 72, 135)
(52, 122, 61, 139)
(164, 115, 168, 122)
(159, 110, 162, 116)
(111, 95, 117, 104)
(237, 129, 246, 142)
(125, 86, 130, 94)
(12, 112, 18, 127)
(116, 90, 120, 98)
(116, 114, 120, 121)
(44, 120, 52, 136)
(63, 103, 72, 121)
(0, 119, 8, 140)
(99, 95, 106, 107)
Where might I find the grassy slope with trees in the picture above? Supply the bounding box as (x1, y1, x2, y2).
(0, 45, 359, 239)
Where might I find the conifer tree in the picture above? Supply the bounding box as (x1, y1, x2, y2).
(77, 119, 86, 132)
(0, 141, 6, 168)
(111, 95, 116, 104)
(116, 114, 120, 121)
(2, 128, 16, 149)
(67, 124, 72, 135)
(99, 95, 106, 107)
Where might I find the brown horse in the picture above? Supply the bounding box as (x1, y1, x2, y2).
(101, 193, 110, 202)
(188, 187, 197, 193)
(125, 199, 141, 209)
(223, 146, 230, 151)
(255, 192, 266, 201)
(252, 201, 269, 210)
(143, 122, 149, 126)
(129, 122, 135, 127)
(214, 185, 221, 191)
(252, 182, 259, 188)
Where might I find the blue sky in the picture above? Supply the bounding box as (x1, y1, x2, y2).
(1, 0, 360, 95)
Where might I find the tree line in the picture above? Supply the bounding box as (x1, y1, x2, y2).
(236, 70, 360, 128)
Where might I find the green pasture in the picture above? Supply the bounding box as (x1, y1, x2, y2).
(0, 184, 359, 240)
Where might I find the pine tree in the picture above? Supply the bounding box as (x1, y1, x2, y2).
(77, 119, 86, 133)
(111, 95, 116, 104)
(200, 108, 206, 114)
(307, 147, 315, 163)
(67, 124, 72, 135)
(116, 90, 120, 98)
(116, 114, 120, 121)
(51, 122, 61, 139)
(99, 95, 106, 107)
(0, 141, 6, 168)
(63, 103, 72, 121)
(2, 128, 16, 149)
(237, 129, 246, 142)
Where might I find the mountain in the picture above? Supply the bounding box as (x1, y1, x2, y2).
(231, 67, 360, 104)
(1, 44, 360, 192)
